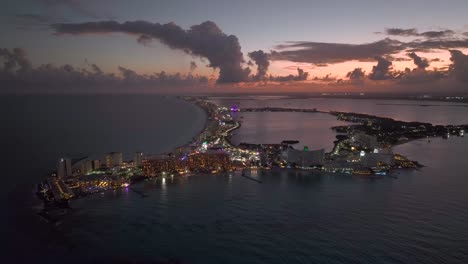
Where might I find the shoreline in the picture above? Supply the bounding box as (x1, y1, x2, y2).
(205, 94, 468, 104)
(36, 97, 466, 221)
(168, 96, 211, 153)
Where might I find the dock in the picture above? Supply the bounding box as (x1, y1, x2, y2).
(241, 169, 263, 183)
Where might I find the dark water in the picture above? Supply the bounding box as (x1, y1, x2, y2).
(2, 94, 206, 262)
(3, 95, 468, 263)
(230, 111, 351, 151)
(209, 97, 468, 125)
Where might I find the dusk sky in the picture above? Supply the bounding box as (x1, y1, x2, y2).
(1, 0, 468, 93)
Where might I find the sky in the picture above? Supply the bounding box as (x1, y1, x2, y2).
(1, 0, 468, 93)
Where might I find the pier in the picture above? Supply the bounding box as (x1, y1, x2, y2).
(241, 169, 263, 183)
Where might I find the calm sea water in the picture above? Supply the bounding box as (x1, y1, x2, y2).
(209, 97, 468, 125)
(230, 111, 350, 151)
(3, 95, 468, 263)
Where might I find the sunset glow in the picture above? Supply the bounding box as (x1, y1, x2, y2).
(1, 1, 468, 93)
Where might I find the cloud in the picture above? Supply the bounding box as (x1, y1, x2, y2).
(393, 67, 446, 85)
(270, 36, 468, 65)
(248, 50, 270, 81)
(52, 20, 251, 83)
(369, 57, 393, 80)
(313, 74, 336, 82)
(0, 48, 208, 92)
(0, 48, 32, 73)
(137, 34, 152, 46)
(394, 57, 412, 62)
(405, 38, 468, 51)
(90, 64, 103, 75)
(346, 68, 366, 80)
(190, 61, 197, 71)
(407, 52, 429, 70)
(449, 50, 468, 83)
(270, 67, 309, 82)
(270, 38, 403, 64)
(420, 30, 455, 38)
(385, 28, 418, 37)
(385, 28, 455, 38)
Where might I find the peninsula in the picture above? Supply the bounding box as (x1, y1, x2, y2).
(35, 97, 467, 222)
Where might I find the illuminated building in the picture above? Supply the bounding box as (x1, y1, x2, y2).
(360, 150, 395, 168)
(57, 158, 72, 178)
(134, 152, 144, 167)
(142, 157, 177, 176)
(352, 132, 378, 149)
(106, 152, 123, 168)
(175, 146, 195, 156)
(142, 152, 232, 176)
(105, 154, 112, 168)
(80, 160, 93, 175)
(281, 147, 325, 167)
(92, 159, 101, 170)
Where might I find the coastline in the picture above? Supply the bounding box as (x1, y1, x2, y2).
(36, 96, 466, 221)
(169, 96, 211, 152)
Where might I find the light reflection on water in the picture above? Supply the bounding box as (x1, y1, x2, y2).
(3, 95, 468, 263)
(65, 136, 468, 264)
(210, 97, 468, 125)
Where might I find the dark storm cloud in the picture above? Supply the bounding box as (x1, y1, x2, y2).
(346, 68, 366, 80)
(271, 36, 468, 65)
(0, 48, 32, 73)
(52, 20, 250, 83)
(408, 52, 429, 70)
(395, 67, 447, 84)
(118, 66, 139, 80)
(137, 35, 152, 46)
(270, 38, 403, 64)
(313, 74, 336, 82)
(270, 67, 309, 82)
(268, 27, 465, 67)
(0, 48, 208, 91)
(394, 57, 412, 62)
(385, 28, 455, 38)
(449, 50, 468, 83)
(420, 30, 455, 38)
(248, 50, 270, 80)
(90, 64, 103, 75)
(369, 57, 393, 80)
(405, 38, 468, 51)
(190, 61, 197, 71)
(385, 28, 418, 37)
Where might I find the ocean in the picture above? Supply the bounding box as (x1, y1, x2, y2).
(3, 95, 468, 263)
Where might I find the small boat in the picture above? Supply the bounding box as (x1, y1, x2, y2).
(353, 169, 372, 175)
(371, 168, 388, 175)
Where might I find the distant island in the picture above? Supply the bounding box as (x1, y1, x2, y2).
(35, 96, 467, 224)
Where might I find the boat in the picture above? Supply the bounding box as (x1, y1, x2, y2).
(371, 168, 388, 175)
(353, 169, 372, 175)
